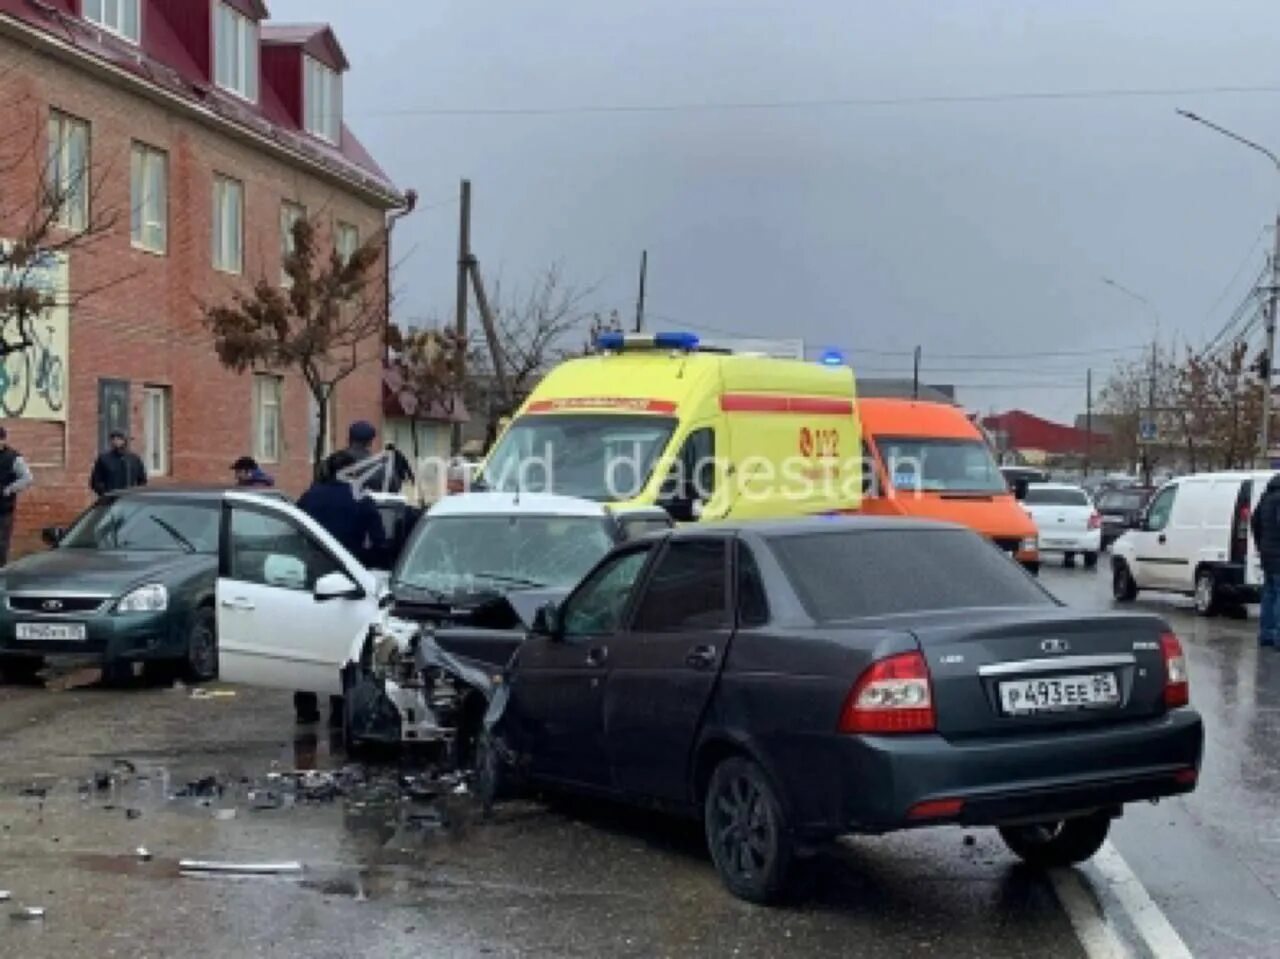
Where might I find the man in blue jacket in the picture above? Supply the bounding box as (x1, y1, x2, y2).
(297, 451, 387, 567)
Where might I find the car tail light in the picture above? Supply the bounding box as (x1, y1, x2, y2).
(1088, 511, 1102, 530)
(907, 797, 964, 820)
(1161, 632, 1189, 708)
(839, 651, 935, 734)
(1174, 768, 1198, 786)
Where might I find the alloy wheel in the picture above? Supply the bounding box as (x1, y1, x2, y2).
(711, 770, 777, 884)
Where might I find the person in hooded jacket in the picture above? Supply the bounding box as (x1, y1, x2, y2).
(1249, 472, 1280, 648)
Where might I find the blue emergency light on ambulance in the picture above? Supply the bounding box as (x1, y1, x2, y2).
(595, 331, 700, 352)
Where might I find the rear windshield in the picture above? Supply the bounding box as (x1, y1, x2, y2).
(1024, 487, 1090, 507)
(769, 529, 1052, 621)
(1098, 490, 1148, 511)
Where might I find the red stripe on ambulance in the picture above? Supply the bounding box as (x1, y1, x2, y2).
(720, 394, 854, 415)
(526, 397, 678, 414)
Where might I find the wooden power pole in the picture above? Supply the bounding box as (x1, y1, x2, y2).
(452, 179, 471, 454)
(635, 250, 648, 333)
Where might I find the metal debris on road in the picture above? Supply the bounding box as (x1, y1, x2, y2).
(190, 688, 237, 700)
(136, 847, 152, 861)
(178, 860, 303, 877)
(11, 906, 45, 920)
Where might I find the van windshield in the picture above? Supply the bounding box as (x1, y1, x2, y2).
(875, 437, 1006, 493)
(483, 414, 677, 501)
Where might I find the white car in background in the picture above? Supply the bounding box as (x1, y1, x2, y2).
(1022, 483, 1102, 568)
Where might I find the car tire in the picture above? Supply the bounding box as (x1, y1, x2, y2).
(183, 608, 219, 683)
(999, 812, 1111, 868)
(1083, 552, 1099, 569)
(1112, 562, 1138, 602)
(704, 756, 795, 905)
(0, 654, 43, 684)
(1194, 569, 1221, 618)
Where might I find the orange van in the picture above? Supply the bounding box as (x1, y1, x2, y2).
(858, 398, 1040, 573)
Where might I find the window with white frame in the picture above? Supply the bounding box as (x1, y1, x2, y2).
(279, 201, 305, 286)
(214, 2, 259, 102)
(130, 142, 168, 254)
(336, 222, 358, 266)
(142, 385, 171, 476)
(47, 111, 89, 232)
(83, 0, 140, 43)
(304, 55, 342, 143)
(254, 375, 283, 464)
(212, 174, 243, 273)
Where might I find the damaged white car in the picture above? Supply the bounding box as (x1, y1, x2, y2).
(217, 492, 670, 757)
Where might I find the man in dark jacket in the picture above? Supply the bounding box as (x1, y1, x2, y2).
(1250, 472, 1280, 648)
(297, 451, 387, 567)
(89, 431, 146, 497)
(231, 456, 275, 488)
(0, 427, 34, 566)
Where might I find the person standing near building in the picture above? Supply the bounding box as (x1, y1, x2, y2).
(1251, 473, 1280, 649)
(332, 420, 389, 493)
(89, 431, 147, 497)
(231, 456, 275, 488)
(0, 427, 35, 566)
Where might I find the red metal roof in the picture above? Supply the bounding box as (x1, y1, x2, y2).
(261, 22, 348, 71)
(981, 410, 1109, 455)
(383, 365, 469, 423)
(0, 0, 398, 206)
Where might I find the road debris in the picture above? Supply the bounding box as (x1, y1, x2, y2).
(0, 891, 10, 903)
(190, 688, 237, 700)
(213, 808, 237, 821)
(11, 906, 45, 920)
(178, 860, 303, 877)
(136, 847, 152, 861)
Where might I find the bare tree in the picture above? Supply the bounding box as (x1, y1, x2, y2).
(203, 217, 386, 473)
(1097, 346, 1181, 477)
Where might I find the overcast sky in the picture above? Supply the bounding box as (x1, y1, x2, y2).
(275, 0, 1280, 421)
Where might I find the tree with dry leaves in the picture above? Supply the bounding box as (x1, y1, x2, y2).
(203, 217, 386, 473)
(385, 323, 467, 461)
(1175, 342, 1263, 470)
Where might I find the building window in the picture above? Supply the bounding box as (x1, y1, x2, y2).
(83, 0, 140, 43)
(280, 201, 305, 286)
(304, 55, 342, 143)
(130, 143, 168, 254)
(253, 374, 283, 464)
(214, 2, 259, 102)
(212, 174, 243, 274)
(336, 222, 358, 266)
(142, 385, 171, 476)
(47, 111, 89, 232)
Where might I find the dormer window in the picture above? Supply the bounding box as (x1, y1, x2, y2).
(83, 0, 140, 44)
(304, 55, 341, 143)
(215, 2, 259, 102)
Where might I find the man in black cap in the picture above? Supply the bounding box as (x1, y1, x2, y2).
(0, 427, 34, 565)
(325, 420, 389, 492)
(89, 431, 146, 497)
(230, 456, 275, 488)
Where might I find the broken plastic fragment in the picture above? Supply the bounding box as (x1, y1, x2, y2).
(0, 892, 10, 903)
(136, 847, 152, 861)
(178, 860, 303, 876)
(12, 906, 45, 920)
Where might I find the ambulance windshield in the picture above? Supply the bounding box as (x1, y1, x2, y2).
(483, 414, 678, 501)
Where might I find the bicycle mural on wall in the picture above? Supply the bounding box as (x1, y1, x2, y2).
(0, 245, 69, 423)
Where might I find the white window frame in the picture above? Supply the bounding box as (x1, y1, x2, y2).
(82, 0, 140, 44)
(336, 222, 358, 266)
(280, 201, 306, 286)
(212, 174, 244, 274)
(47, 110, 89, 232)
(214, 2, 259, 103)
(254, 374, 283, 464)
(142, 385, 171, 477)
(304, 55, 342, 143)
(130, 142, 168, 254)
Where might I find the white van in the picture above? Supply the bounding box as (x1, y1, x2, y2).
(1111, 470, 1273, 616)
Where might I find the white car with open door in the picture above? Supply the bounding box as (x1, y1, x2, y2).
(1111, 471, 1270, 616)
(216, 491, 385, 697)
(1021, 483, 1101, 568)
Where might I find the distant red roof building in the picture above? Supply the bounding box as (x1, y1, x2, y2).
(981, 410, 1109, 456)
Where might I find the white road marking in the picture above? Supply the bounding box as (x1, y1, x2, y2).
(1049, 867, 1134, 959)
(1091, 842, 1195, 959)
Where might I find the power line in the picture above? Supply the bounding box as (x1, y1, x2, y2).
(1198, 226, 1269, 343)
(355, 83, 1280, 120)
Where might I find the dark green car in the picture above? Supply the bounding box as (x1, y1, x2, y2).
(0, 487, 280, 684)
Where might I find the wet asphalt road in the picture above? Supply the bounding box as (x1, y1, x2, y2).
(0, 562, 1276, 958)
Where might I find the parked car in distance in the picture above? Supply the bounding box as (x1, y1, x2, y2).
(0, 486, 279, 684)
(1022, 483, 1101, 568)
(1095, 486, 1155, 550)
(1112, 471, 1269, 616)
(480, 518, 1203, 903)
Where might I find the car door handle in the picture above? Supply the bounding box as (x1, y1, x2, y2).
(220, 598, 255, 611)
(1158, 534, 1167, 545)
(585, 646, 608, 667)
(686, 645, 718, 669)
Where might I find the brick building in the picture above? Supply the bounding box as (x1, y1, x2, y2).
(0, 0, 404, 554)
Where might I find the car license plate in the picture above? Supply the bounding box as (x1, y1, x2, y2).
(999, 673, 1119, 715)
(16, 622, 87, 642)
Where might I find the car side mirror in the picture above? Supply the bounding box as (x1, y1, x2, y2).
(41, 526, 65, 548)
(314, 570, 363, 602)
(531, 601, 562, 640)
(1012, 478, 1028, 501)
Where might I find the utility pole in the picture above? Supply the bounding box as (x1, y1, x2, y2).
(1145, 338, 1157, 486)
(912, 346, 921, 400)
(452, 179, 471, 455)
(1262, 216, 1280, 466)
(467, 259, 510, 408)
(1085, 368, 1093, 477)
(634, 250, 648, 333)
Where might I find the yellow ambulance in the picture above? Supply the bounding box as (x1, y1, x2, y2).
(481, 332, 862, 520)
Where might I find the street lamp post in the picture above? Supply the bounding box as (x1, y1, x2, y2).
(1177, 108, 1280, 468)
(1101, 277, 1161, 484)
